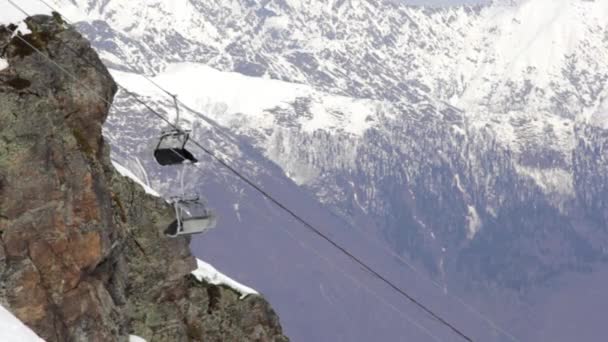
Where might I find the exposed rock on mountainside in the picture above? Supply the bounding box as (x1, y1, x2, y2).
(0, 15, 287, 342)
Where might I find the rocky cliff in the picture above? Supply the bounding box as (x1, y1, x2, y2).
(0, 15, 287, 342)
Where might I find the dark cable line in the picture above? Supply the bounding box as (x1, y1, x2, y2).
(3, 3, 475, 341)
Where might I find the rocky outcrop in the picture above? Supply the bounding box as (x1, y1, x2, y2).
(0, 15, 287, 342)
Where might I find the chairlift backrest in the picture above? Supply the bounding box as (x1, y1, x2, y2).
(164, 197, 216, 237)
(154, 129, 198, 166)
(158, 130, 188, 149)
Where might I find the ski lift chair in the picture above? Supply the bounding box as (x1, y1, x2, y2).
(154, 129, 198, 166)
(165, 196, 217, 237)
(153, 94, 198, 166)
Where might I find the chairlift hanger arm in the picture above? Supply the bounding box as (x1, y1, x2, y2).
(172, 94, 180, 128)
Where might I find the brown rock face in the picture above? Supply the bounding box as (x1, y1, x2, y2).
(0, 15, 288, 342)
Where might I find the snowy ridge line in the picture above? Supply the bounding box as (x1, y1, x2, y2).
(112, 160, 160, 197)
(191, 259, 258, 300)
(111, 64, 378, 137)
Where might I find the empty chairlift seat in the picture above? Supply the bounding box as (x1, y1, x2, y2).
(165, 197, 217, 237)
(154, 130, 198, 166)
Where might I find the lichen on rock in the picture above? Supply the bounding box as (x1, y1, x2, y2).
(0, 15, 287, 342)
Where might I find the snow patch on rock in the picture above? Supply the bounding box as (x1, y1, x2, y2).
(111, 160, 160, 197)
(0, 58, 8, 71)
(192, 258, 258, 299)
(0, 305, 44, 342)
(12, 21, 32, 36)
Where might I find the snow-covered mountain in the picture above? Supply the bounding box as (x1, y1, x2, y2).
(7, 0, 608, 341)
